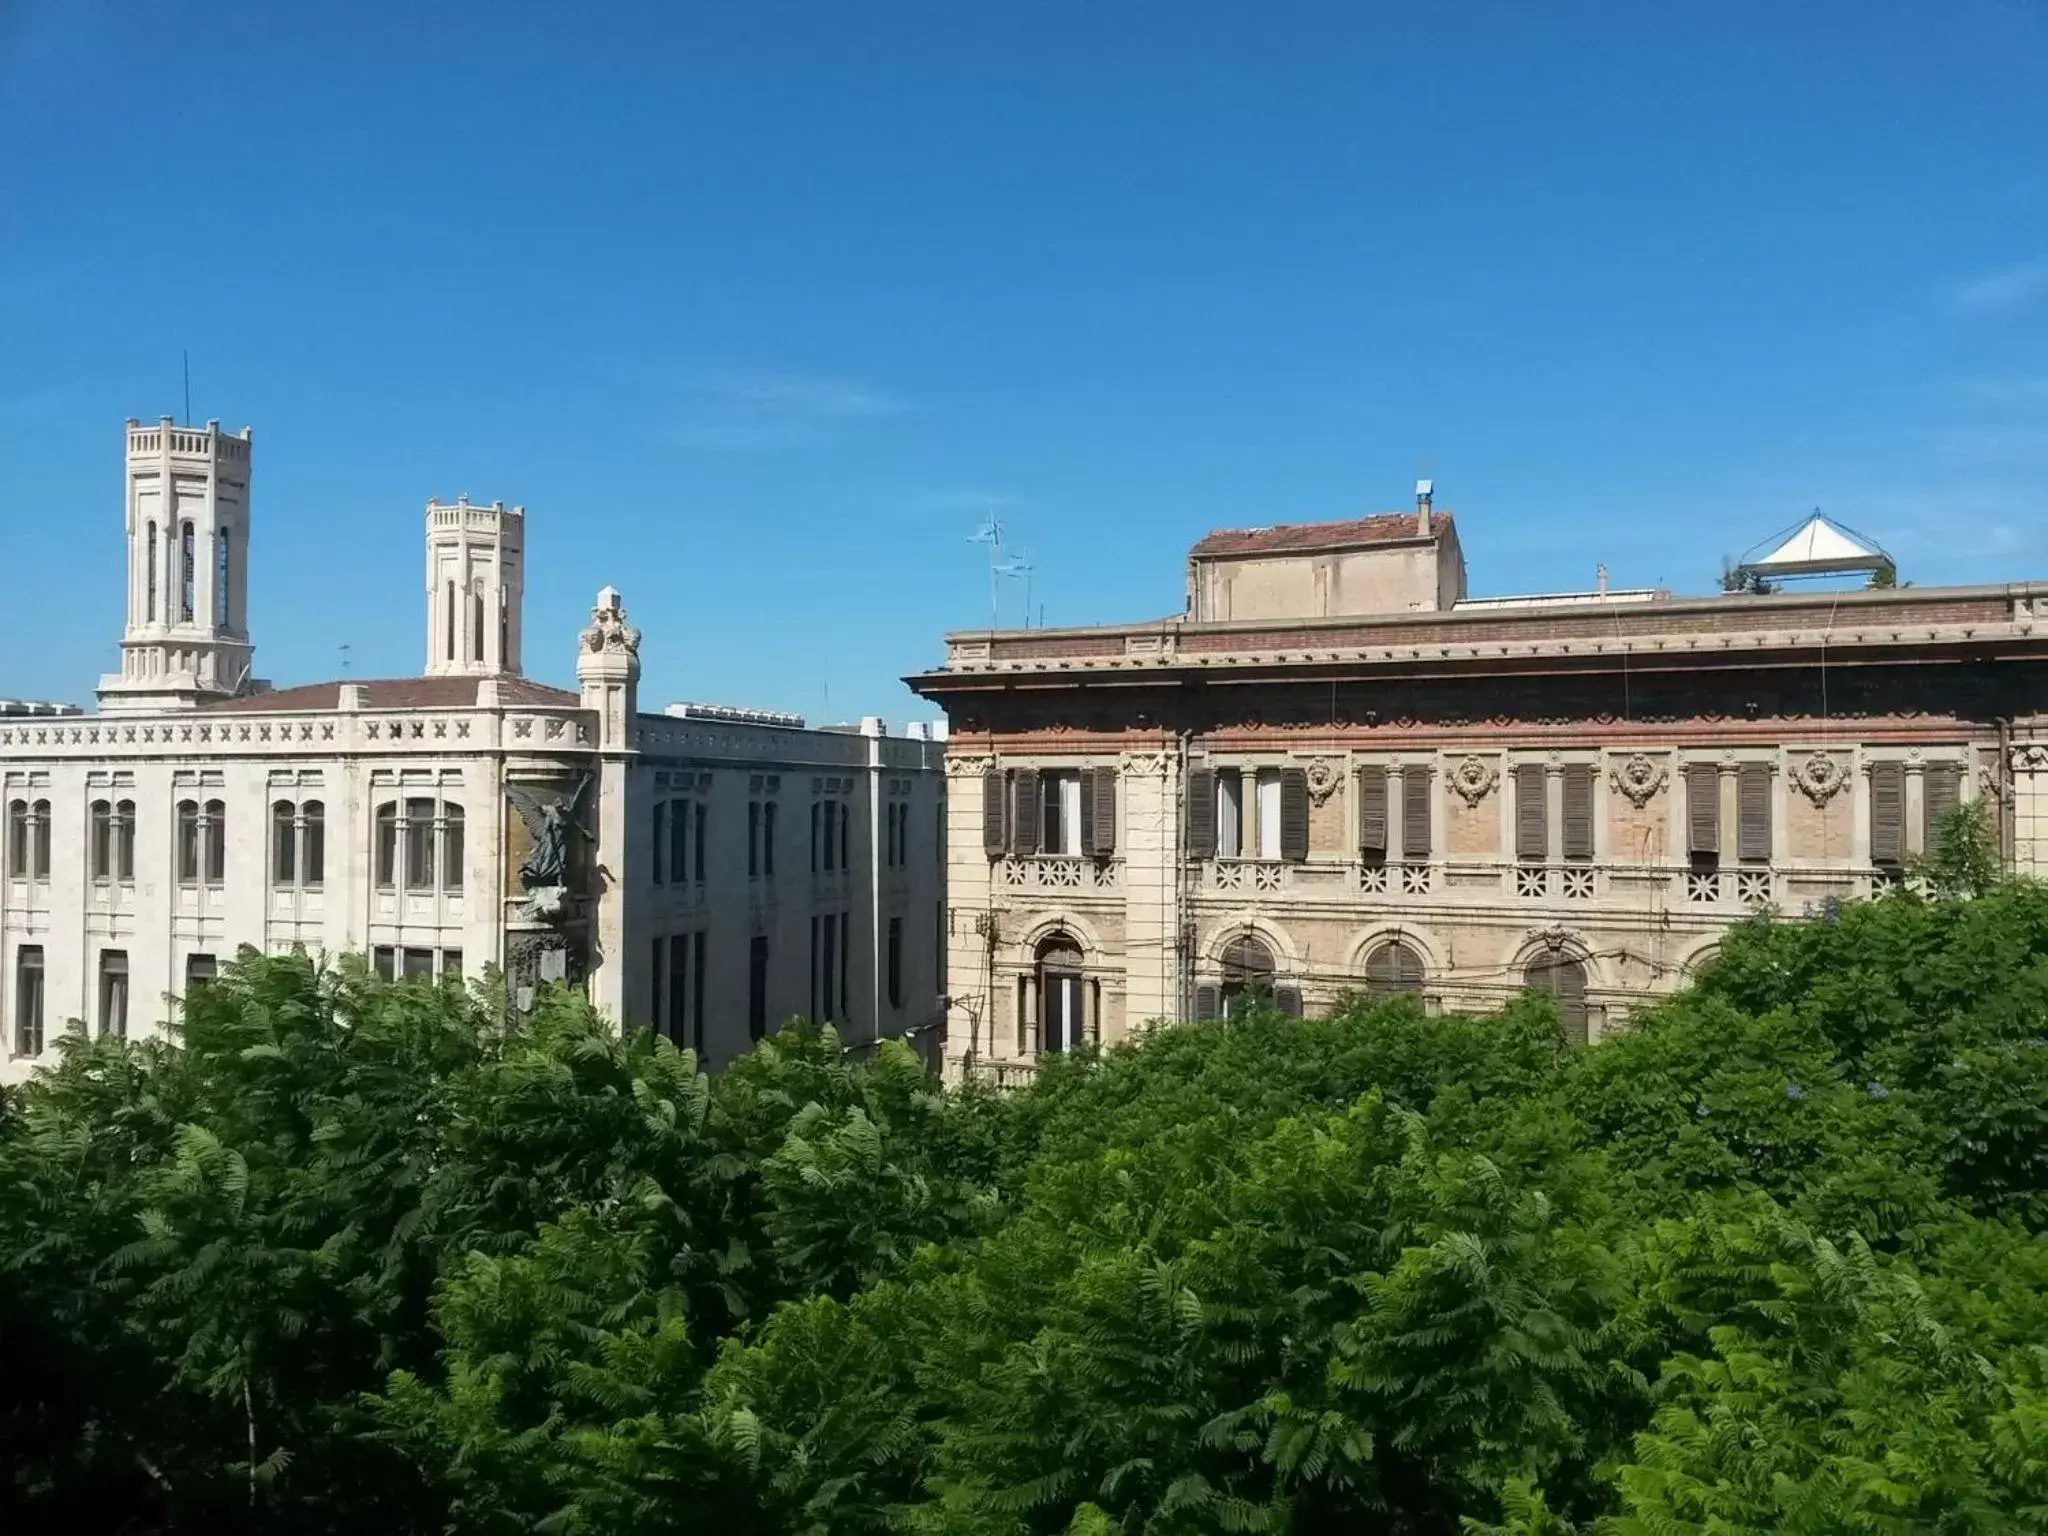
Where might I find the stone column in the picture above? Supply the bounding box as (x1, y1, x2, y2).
(577, 587, 640, 1027)
(1118, 749, 1182, 1035)
(1904, 759, 1927, 858)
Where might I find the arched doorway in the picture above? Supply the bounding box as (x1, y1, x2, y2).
(1364, 939, 1426, 999)
(1221, 934, 1276, 1018)
(1526, 954, 1589, 1045)
(1036, 936, 1087, 1054)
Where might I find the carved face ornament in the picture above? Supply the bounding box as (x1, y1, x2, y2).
(1610, 753, 1666, 808)
(1449, 755, 1498, 807)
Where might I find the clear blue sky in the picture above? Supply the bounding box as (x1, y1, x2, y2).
(3, 1, 2044, 721)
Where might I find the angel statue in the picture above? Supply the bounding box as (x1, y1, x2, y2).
(506, 774, 592, 894)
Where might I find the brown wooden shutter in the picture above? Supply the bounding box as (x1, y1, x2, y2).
(1562, 764, 1595, 862)
(1088, 767, 1118, 857)
(1357, 766, 1388, 858)
(1186, 768, 1217, 858)
(1078, 771, 1095, 857)
(1010, 768, 1040, 856)
(1686, 764, 1720, 858)
(1870, 761, 1905, 866)
(981, 769, 1006, 857)
(1193, 983, 1220, 1021)
(1923, 763, 1961, 847)
(1279, 768, 1310, 862)
(1737, 763, 1772, 864)
(1400, 767, 1432, 860)
(1515, 763, 1547, 861)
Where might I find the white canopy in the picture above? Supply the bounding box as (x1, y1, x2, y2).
(1740, 515, 1890, 578)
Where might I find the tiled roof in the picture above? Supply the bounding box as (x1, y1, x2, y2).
(1189, 511, 1450, 559)
(198, 677, 581, 712)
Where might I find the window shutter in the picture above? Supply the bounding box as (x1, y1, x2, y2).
(1193, 983, 1220, 1022)
(1561, 765, 1595, 862)
(981, 770, 1006, 857)
(1088, 767, 1118, 857)
(1737, 763, 1772, 864)
(1275, 985, 1303, 1018)
(1515, 763, 1548, 861)
(1010, 768, 1040, 856)
(1400, 767, 1432, 861)
(1078, 771, 1095, 857)
(1186, 768, 1217, 858)
(1870, 761, 1905, 866)
(1357, 766, 1388, 858)
(1686, 764, 1720, 858)
(1279, 768, 1310, 862)
(1366, 944, 1395, 990)
(1923, 763, 1961, 846)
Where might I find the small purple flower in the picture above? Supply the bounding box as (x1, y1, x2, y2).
(1786, 1084, 1805, 1101)
(1695, 1103, 1711, 1118)
(1866, 1082, 1889, 1100)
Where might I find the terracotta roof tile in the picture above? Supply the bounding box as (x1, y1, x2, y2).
(1189, 511, 1451, 559)
(198, 677, 581, 712)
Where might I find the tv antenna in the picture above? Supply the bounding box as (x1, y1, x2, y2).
(340, 643, 352, 674)
(995, 546, 1035, 629)
(968, 510, 1005, 630)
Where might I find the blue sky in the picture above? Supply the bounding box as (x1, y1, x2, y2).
(2, 1, 2044, 721)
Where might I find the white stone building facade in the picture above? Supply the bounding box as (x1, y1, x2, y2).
(0, 420, 944, 1082)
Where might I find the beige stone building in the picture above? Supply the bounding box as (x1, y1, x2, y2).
(908, 489, 2048, 1079)
(1, 419, 945, 1082)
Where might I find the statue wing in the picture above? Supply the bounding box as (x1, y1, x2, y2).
(504, 781, 551, 837)
(564, 771, 595, 826)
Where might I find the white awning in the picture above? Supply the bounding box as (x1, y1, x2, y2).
(1741, 515, 1890, 577)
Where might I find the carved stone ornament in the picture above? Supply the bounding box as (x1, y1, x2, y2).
(945, 753, 995, 779)
(1121, 750, 1173, 778)
(1448, 754, 1499, 808)
(579, 585, 641, 656)
(1609, 753, 1667, 809)
(1792, 750, 1849, 806)
(2014, 743, 2048, 773)
(1303, 756, 1343, 806)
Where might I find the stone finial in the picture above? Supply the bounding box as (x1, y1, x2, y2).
(580, 585, 640, 657)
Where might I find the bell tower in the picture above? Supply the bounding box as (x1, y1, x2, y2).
(424, 496, 524, 678)
(98, 416, 257, 713)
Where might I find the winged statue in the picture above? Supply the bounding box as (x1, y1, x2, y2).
(505, 773, 592, 892)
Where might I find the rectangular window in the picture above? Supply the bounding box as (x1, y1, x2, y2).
(375, 805, 398, 887)
(1737, 763, 1772, 865)
(749, 934, 769, 1041)
(1357, 766, 1388, 862)
(1562, 765, 1596, 862)
(185, 952, 217, 991)
(404, 799, 435, 890)
(763, 801, 777, 878)
(840, 800, 850, 871)
(1516, 764, 1548, 862)
(1255, 768, 1283, 860)
(90, 801, 112, 880)
(695, 802, 707, 884)
(1039, 771, 1083, 856)
(1216, 769, 1243, 858)
(14, 945, 45, 1057)
(98, 949, 128, 1039)
(177, 800, 200, 883)
(669, 797, 688, 888)
(748, 800, 760, 878)
(1685, 764, 1721, 864)
(887, 917, 903, 1010)
(693, 931, 706, 1055)
(402, 947, 435, 980)
(649, 936, 666, 1031)
(304, 803, 325, 886)
(273, 801, 297, 885)
(441, 950, 462, 981)
(373, 946, 396, 981)
(116, 800, 136, 881)
(822, 911, 838, 1020)
(809, 914, 822, 1020)
(443, 807, 464, 892)
(652, 800, 667, 886)
(839, 911, 851, 1026)
(1922, 764, 1963, 851)
(1869, 761, 1906, 867)
(669, 933, 689, 1043)
(203, 800, 225, 885)
(823, 801, 838, 872)
(812, 801, 822, 873)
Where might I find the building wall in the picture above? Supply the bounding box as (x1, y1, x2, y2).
(1190, 536, 1463, 623)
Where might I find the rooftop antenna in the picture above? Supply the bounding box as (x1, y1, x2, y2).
(968, 509, 1005, 630)
(340, 642, 352, 674)
(995, 546, 1035, 628)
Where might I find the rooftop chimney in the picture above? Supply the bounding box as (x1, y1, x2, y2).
(1596, 562, 1608, 596)
(1415, 478, 1434, 537)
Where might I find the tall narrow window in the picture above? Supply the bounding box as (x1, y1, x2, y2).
(811, 802, 822, 872)
(115, 799, 136, 880)
(1255, 769, 1283, 860)
(1685, 764, 1721, 867)
(375, 802, 399, 887)
(749, 935, 770, 1041)
(695, 802, 707, 884)
(471, 587, 486, 663)
(1562, 765, 1596, 862)
(90, 800, 114, 879)
(1220, 935, 1275, 1019)
(14, 945, 45, 1057)
(176, 799, 201, 883)
(146, 523, 159, 621)
(668, 933, 689, 1043)
(763, 801, 777, 878)
(652, 800, 667, 886)
(669, 797, 688, 886)
(649, 936, 666, 1033)
(1527, 955, 1589, 1046)
(5, 799, 24, 879)
(1921, 764, 1962, 852)
(1736, 764, 1772, 865)
(215, 527, 231, 629)
(302, 801, 325, 886)
(98, 950, 129, 1039)
(821, 912, 838, 1020)
(179, 521, 195, 622)
(445, 580, 457, 662)
(839, 801, 850, 871)
(443, 804, 465, 892)
(203, 799, 226, 884)
(1036, 937, 1085, 1052)
(839, 911, 851, 1027)
(273, 799, 297, 885)
(1216, 769, 1244, 858)
(692, 931, 706, 1055)
(1516, 764, 1548, 862)
(887, 917, 904, 1010)
(748, 800, 761, 878)
(823, 801, 837, 872)
(810, 915, 821, 1020)
(1869, 762, 1906, 869)
(404, 798, 436, 889)
(29, 800, 50, 880)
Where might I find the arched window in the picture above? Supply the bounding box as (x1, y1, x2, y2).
(374, 802, 399, 887)
(6, 799, 27, 879)
(471, 584, 486, 664)
(404, 798, 436, 890)
(90, 800, 113, 880)
(302, 801, 325, 886)
(272, 800, 297, 885)
(1526, 955, 1589, 1046)
(202, 799, 226, 884)
(215, 526, 232, 629)
(176, 799, 200, 882)
(146, 523, 159, 621)
(442, 804, 464, 892)
(1221, 934, 1275, 1019)
(179, 521, 196, 622)
(28, 799, 50, 880)
(444, 580, 457, 662)
(115, 800, 136, 880)
(1036, 936, 1087, 1054)
(1364, 939, 1426, 998)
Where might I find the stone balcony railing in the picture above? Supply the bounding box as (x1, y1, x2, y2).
(1192, 858, 1892, 910)
(998, 855, 1122, 892)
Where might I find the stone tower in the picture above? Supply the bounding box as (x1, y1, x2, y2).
(424, 496, 524, 678)
(98, 416, 258, 713)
